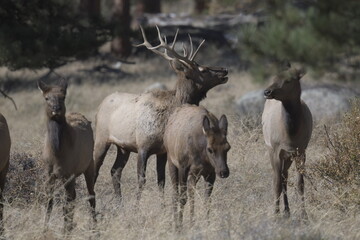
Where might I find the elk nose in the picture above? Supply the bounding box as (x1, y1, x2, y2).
(264, 89, 272, 97)
(220, 170, 229, 178)
(52, 106, 61, 112)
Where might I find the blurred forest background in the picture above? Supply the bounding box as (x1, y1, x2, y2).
(1, 0, 360, 82)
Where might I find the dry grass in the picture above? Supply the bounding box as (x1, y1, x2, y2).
(310, 99, 360, 208)
(0, 56, 359, 239)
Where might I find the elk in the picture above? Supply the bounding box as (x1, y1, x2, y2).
(0, 113, 10, 235)
(164, 105, 230, 228)
(94, 26, 228, 200)
(262, 64, 312, 219)
(38, 79, 96, 233)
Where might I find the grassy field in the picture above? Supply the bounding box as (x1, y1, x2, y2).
(0, 53, 359, 240)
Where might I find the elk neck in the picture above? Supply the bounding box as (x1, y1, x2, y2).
(174, 75, 205, 105)
(281, 97, 302, 137)
(46, 116, 66, 155)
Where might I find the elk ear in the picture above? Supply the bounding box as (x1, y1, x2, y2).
(37, 80, 51, 94)
(219, 115, 228, 135)
(58, 78, 68, 92)
(295, 67, 306, 80)
(170, 60, 186, 73)
(202, 116, 211, 135)
(278, 60, 291, 72)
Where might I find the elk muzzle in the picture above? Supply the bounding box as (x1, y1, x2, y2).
(218, 168, 230, 178)
(211, 67, 228, 82)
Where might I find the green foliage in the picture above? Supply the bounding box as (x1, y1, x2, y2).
(239, 0, 360, 81)
(0, 0, 109, 70)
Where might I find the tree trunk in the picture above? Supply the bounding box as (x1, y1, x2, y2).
(136, 0, 161, 15)
(111, 0, 131, 58)
(194, 0, 209, 14)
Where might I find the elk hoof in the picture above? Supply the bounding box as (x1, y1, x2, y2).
(283, 210, 290, 219)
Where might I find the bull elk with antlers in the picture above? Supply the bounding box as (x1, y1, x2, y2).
(262, 64, 312, 219)
(94, 26, 228, 200)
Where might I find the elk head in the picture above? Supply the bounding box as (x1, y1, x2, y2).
(264, 64, 306, 102)
(202, 115, 231, 178)
(135, 26, 228, 103)
(38, 79, 68, 121)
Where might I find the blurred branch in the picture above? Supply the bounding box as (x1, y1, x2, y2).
(0, 89, 17, 110)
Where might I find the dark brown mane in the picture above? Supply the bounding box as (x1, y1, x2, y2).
(175, 77, 206, 105)
(47, 120, 63, 154)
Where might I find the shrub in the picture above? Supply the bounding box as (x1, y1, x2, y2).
(313, 98, 360, 207)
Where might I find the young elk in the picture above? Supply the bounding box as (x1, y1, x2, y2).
(94, 26, 228, 200)
(164, 105, 230, 228)
(0, 113, 10, 235)
(262, 64, 312, 219)
(38, 79, 96, 233)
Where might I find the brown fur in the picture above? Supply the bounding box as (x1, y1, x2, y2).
(94, 28, 228, 200)
(0, 113, 10, 235)
(38, 79, 96, 233)
(164, 105, 230, 228)
(262, 65, 313, 219)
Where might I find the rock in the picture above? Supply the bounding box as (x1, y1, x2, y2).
(235, 84, 360, 124)
(144, 82, 168, 92)
(235, 89, 264, 116)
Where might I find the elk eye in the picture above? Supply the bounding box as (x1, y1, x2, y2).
(45, 97, 49, 101)
(207, 148, 214, 154)
(199, 67, 206, 72)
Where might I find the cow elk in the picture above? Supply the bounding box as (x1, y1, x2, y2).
(262, 64, 312, 219)
(38, 79, 96, 233)
(164, 105, 230, 228)
(94, 26, 228, 200)
(0, 113, 10, 235)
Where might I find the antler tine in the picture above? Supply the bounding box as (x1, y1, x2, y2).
(133, 25, 149, 48)
(188, 34, 194, 59)
(134, 25, 174, 61)
(190, 39, 205, 61)
(155, 25, 167, 46)
(182, 43, 187, 58)
(136, 25, 195, 66)
(170, 28, 179, 50)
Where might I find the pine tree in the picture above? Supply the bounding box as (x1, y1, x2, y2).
(240, 0, 360, 81)
(0, 0, 109, 70)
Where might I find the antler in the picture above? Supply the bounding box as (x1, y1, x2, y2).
(135, 26, 205, 67)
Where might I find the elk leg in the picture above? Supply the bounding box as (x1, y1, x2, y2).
(93, 141, 110, 183)
(168, 160, 180, 230)
(270, 149, 282, 215)
(282, 166, 290, 217)
(188, 173, 200, 225)
(111, 146, 130, 201)
(84, 162, 96, 224)
(204, 173, 215, 219)
(136, 149, 149, 200)
(44, 173, 56, 228)
(63, 178, 76, 234)
(0, 160, 9, 236)
(296, 153, 308, 220)
(156, 153, 167, 201)
(178, 168, 189, 229)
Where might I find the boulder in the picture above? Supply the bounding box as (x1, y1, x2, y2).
(235, 84, 359, 124)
